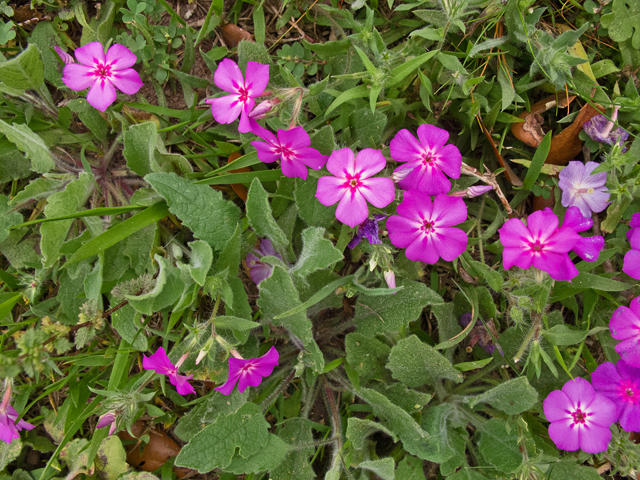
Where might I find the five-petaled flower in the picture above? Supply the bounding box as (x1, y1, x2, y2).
(249, 119, 327, 179)
(62, 42, 143, 112)
(609, 296, 640, 368)
(592, 360, 640, 432)
(315, 148, 395, 228)
(543, 377, 616, 453)
(390, 124, 462, 195)
(142, 347, 195, 396)
(246, 239, 282, 285)
(205, 59, 269, 133)
(561, 206, 605, 262)
(558, 161, 610, 217)
(0, 384, 34, 444)
(386, 192, 468, 264)
(215, 347, 279, 395)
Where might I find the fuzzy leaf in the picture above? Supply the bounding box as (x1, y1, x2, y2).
(291, 227, 343, 277)
(294, 175, 336, 229)
(476, 418, 523, 474)
(601, 0, 640, 48)
(469, 377, 538, 415)
(224, 434, 290, 474)
(270, 419, 316, 480)
(0, 44, 44, 90)
(0, 119, 54, 173)
(94, 436, 128, 480)
(358, 458, 395, 480)
(246, 179, 290, 257)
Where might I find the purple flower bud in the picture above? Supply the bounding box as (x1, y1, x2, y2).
(583, 111, 629, 150)
(54, 46, 74, 65)
(249, 98, 280, 119)
(96, 412, 117, 436)
(392, 167, 414, 183)
(467, 185, 493, 197)
(348, 215, 386, 249)
(246, 239, 283, 284)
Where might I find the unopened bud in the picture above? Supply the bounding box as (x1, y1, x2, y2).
(54, 46, 74, 65)
(392, 167, 413, 183)
(96, 412, 117, 436)
(196, 338, 214, 365)
(384, 270, 396, 290)
(451, 185, 494, 198)
(249, 98, 280, 119)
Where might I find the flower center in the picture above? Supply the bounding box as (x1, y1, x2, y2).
(421, 221, 435, 234)
(94, 63, 112, 80)
(422, 152, 434, 165)
(241, 363, 255, 374)
(571, 407, 588, 424)
(275, 145, 294, 160)
(620, 380, 640, 404)
(530, 240, 544, 253)
(238, 87, 250, 103)
(346, 175, 362, 191)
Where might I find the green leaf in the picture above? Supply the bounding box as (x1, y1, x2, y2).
(476, 418, 522, 474)
(591, 59, 620, 78)
(542, 324, 608, 346)
(64, 202, 170, 268)
(291, 227, 343, 277)
(216, 223, 241, 277)
(294, 176, 336, 229)
(549, 461, 602, 480)
(246, 179, 290, 257)
(146, 172, 240, 251)
(270, 419, 316, 480)
(195, 169, 284, 185)
(447, 469, 492, 480)
(94, 436, 128, 480)
(0, 44, 44, 90)
(453, 358, 493, 372)
(522, 131, 552, 189)
(325, 85, 370, 117)
(421, 404, 464, 464)
(40, 173, 93, 267)
(0, 139, 31, 183)
(224, 434, 290, 474)
(0, 438, 21, 471)
(126, 255, 185, 315)
(11, 205, 143, 230)
(10, 175, 70, 206)
(387, 335, 463, 387)
(111, 304, 148, 351)
(347, 418, 396, 463)
(123, 122, 157, 177)
(345, 332, 390, 384)
(355, 282, 443, 336)
(185, 240, 212, 286)
(396, 455, 426, 480)
(469, 377, 538, 414)
(349, 108, 387, 147)
(0, 194, 22, 242)
(353, 46, 377, 75)
(0, 119, 54, 173)
(358, 458, 395, 480)
(67, 99, 108, 143)
(175, 403, 271, 472)
(387, 50, 437, 87)
(258, 266, 324, 373)
(601, 0, 640, 49)
(275, 274, 353, 319)
(214, 316, 260, 331)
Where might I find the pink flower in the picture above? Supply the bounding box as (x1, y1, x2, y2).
(315, 148, 395, 228)
(498, 208, 582, 281)
(54, 46, 74, 65)
(543, 377, 616, 453)
(623, 213, 640, 280)
(561, 206, 605, 262)
(205, 59, 269, 133)
(389, 124, 461, 195)
(609, 297, 640, 368)
(246, 239, 282, 285)
(0, 386, 34, 444)
(558, 161, 610, 217)
(592, 361, 640, 432)
(61, 42, 143, 112)
(215, 347, 279, 395)
(96, 412, 117, 436)
(386, 192, 468, 264)
(249, 99, 279, 119)
(249, 119, 327, 179)
(384, 270, 396, 289)
(142, 348, 195, 396)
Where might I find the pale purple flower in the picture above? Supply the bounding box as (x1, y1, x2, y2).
(96, 412, 117, 436)
(142, 348, 195, 396)
(205, 59, 269, 133)
(53, 46, 74, 65)
(560, 206, 605, 262)
(558, 161, 610, 217)
(61, 42, 143, 112)
(0, 386, 34, 444)
(543, 377, 616, 453)
(249, 119, 327, 179)
(315, 148, 395, 228)
(592, 361, 640, 432)
(386, 192, 468, 264)
(246, 239, 282, 284)
(460, 313, 504, 356)
(215, 346, 279, 395)
(623, 213, 640, 280)
(610, 297, 640, 368)
(347, 214, 386, 249)
(583, 109, 629, 149)
(389, 124, 461, 195)
(498, 208, 582, 281)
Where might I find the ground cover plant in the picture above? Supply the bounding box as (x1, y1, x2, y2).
(1, 0, 640, 478)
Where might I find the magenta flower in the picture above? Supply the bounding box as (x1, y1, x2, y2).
(592, 361, 640, 432)
(610, 297, 640, 368)
(498, 208, 582, 281)
(215, 346, 279, 395)
(386, 192, 468, 264)
(623, 213, 640, 280)
(315, 148, 395, 228)
(561, 206, 605, 262)
(389, 124, 461, 195)
(543, 377, 616, 453)
(0, 386, 34, 444)
(61, 42, 143, 112)
(558, 161, 610, 217)
(247, 239, 282, 285)
(142, 348, 195, 396)
(205, 59, 269, 133)
(53, 46, 74, 65)
(249, 119, 327, 179)
(96, 412, 117, 436)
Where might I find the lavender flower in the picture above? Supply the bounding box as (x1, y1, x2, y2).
(348, 214, 386, 249)
(583, 107, 629, 148)
(558, 161, 610, 217)
(246, 239, 282, 285)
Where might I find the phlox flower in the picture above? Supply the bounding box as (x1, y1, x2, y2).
(205, 59, 269, 133)
(592, 360, 640, 432)
(96, 412, 117, 436)
(558, 161, 610, 217)
(543, 377, 616, 453)
(609, 297, 640, 368)
(215, 347, 279, 395)
(0, 386, 34, 444)
(347, 214, 386, 249)
(389, 124, 461, 195)
(623, 213, 640, 280)
(249, 119, 327, 179)
(62, 42, 143, 112)
(315, 148, 395, 228)
(498, 208, 582, 281)
(386, 192, 468, 264)
(142, 347, 195, 396)
(246, 239, 282, 285)
(583, 113, 629, 148)
(561, 206, 605, 262)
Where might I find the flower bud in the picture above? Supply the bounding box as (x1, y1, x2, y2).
(97, 412, 117, 436)
(384, 270, 396, 289)
(466, 185, 494, 197)
(249, 99, 280, 119)
(195, 338, 214, 365)
(54, 46, 74, 65)
(392, 167, 413, 183)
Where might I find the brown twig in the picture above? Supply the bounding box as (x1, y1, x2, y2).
(461, 162, 515, 218)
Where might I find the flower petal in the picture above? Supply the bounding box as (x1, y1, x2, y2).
(533, 251, 578, 281)
(586, 392, 618, 427)
(623, 249, 640, 280)
(206, 95, 243, 124)
(562, 206, 592, 233)
(214, 369, 242, 395)
(396, 190, 433, 222)
(562, 377, 595, 406)
(359, 177, 395, 209)
(572, 236, 604, 262)
(432, 194, 467, 227)
(578, 423, 612, 453)
(610, 305, 640, 341)
(252, 140, 280, 164)
(527, 209, 559, 243)
(74, 41, 105, 67)
(278, 126, 309, 150)
(417, 124, 449, 151)
(390, 129, 423, 163)
(142, 347, 175, 375)
(214, 58, 245, 93)
(544, 390, 572, 422)
(62, 63, 97, 91)
(336, 190, 369, 228)
(86, 79, 117, 112)
(316, 176, 347, 206)
(502, 247, 533, 270)
(499, 219, 531, 248)
(616, 338, 640, 368)
(281, 159, 308, 179)
(326, 148, 354, 178)
(171, 373, 196, 395)
(406, 234, 440, 264)
(387, 215, 421, 249)
(296, 147, 327, 170)
(109, 68, 143, 95)
(433, 144, 462, 179)
(354, 149, 386, 179)
(244, 61, 270, 96)
(106, 44, 138, 70)
(238, 104, 255, 133)
(433, 227, 467, 261)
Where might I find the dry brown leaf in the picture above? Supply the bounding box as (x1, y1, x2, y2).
(227, 151, 252, 202)
(219, 24, 253, 48)
(546, 103, 602, 165)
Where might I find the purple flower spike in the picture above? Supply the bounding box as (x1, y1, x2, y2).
(592, 361, 640, 432)
(498, 208, 582, 281)
(561, 206, 605, 262)
(583, 113, 629, 149)
(54, 46, 74, 65)
(386, 192, 468, 264)
(96, 412, 117, 436)
(348, 214, 386, 249)
(142, 348, 195, 396)
(543, 377, 616, 453)
(205, 59, 269, 133)
(247, 239, 282, 285)
(390, 124, 462, 195)
(215, 347, 279, 395)
(315, 148, 395, 228)
(61, 42, 143, 112)
(249, 119, 327, 180)
(0, 386, 34, 444)
(558, 161, 610, 217)
(610, 297, 640, 368)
